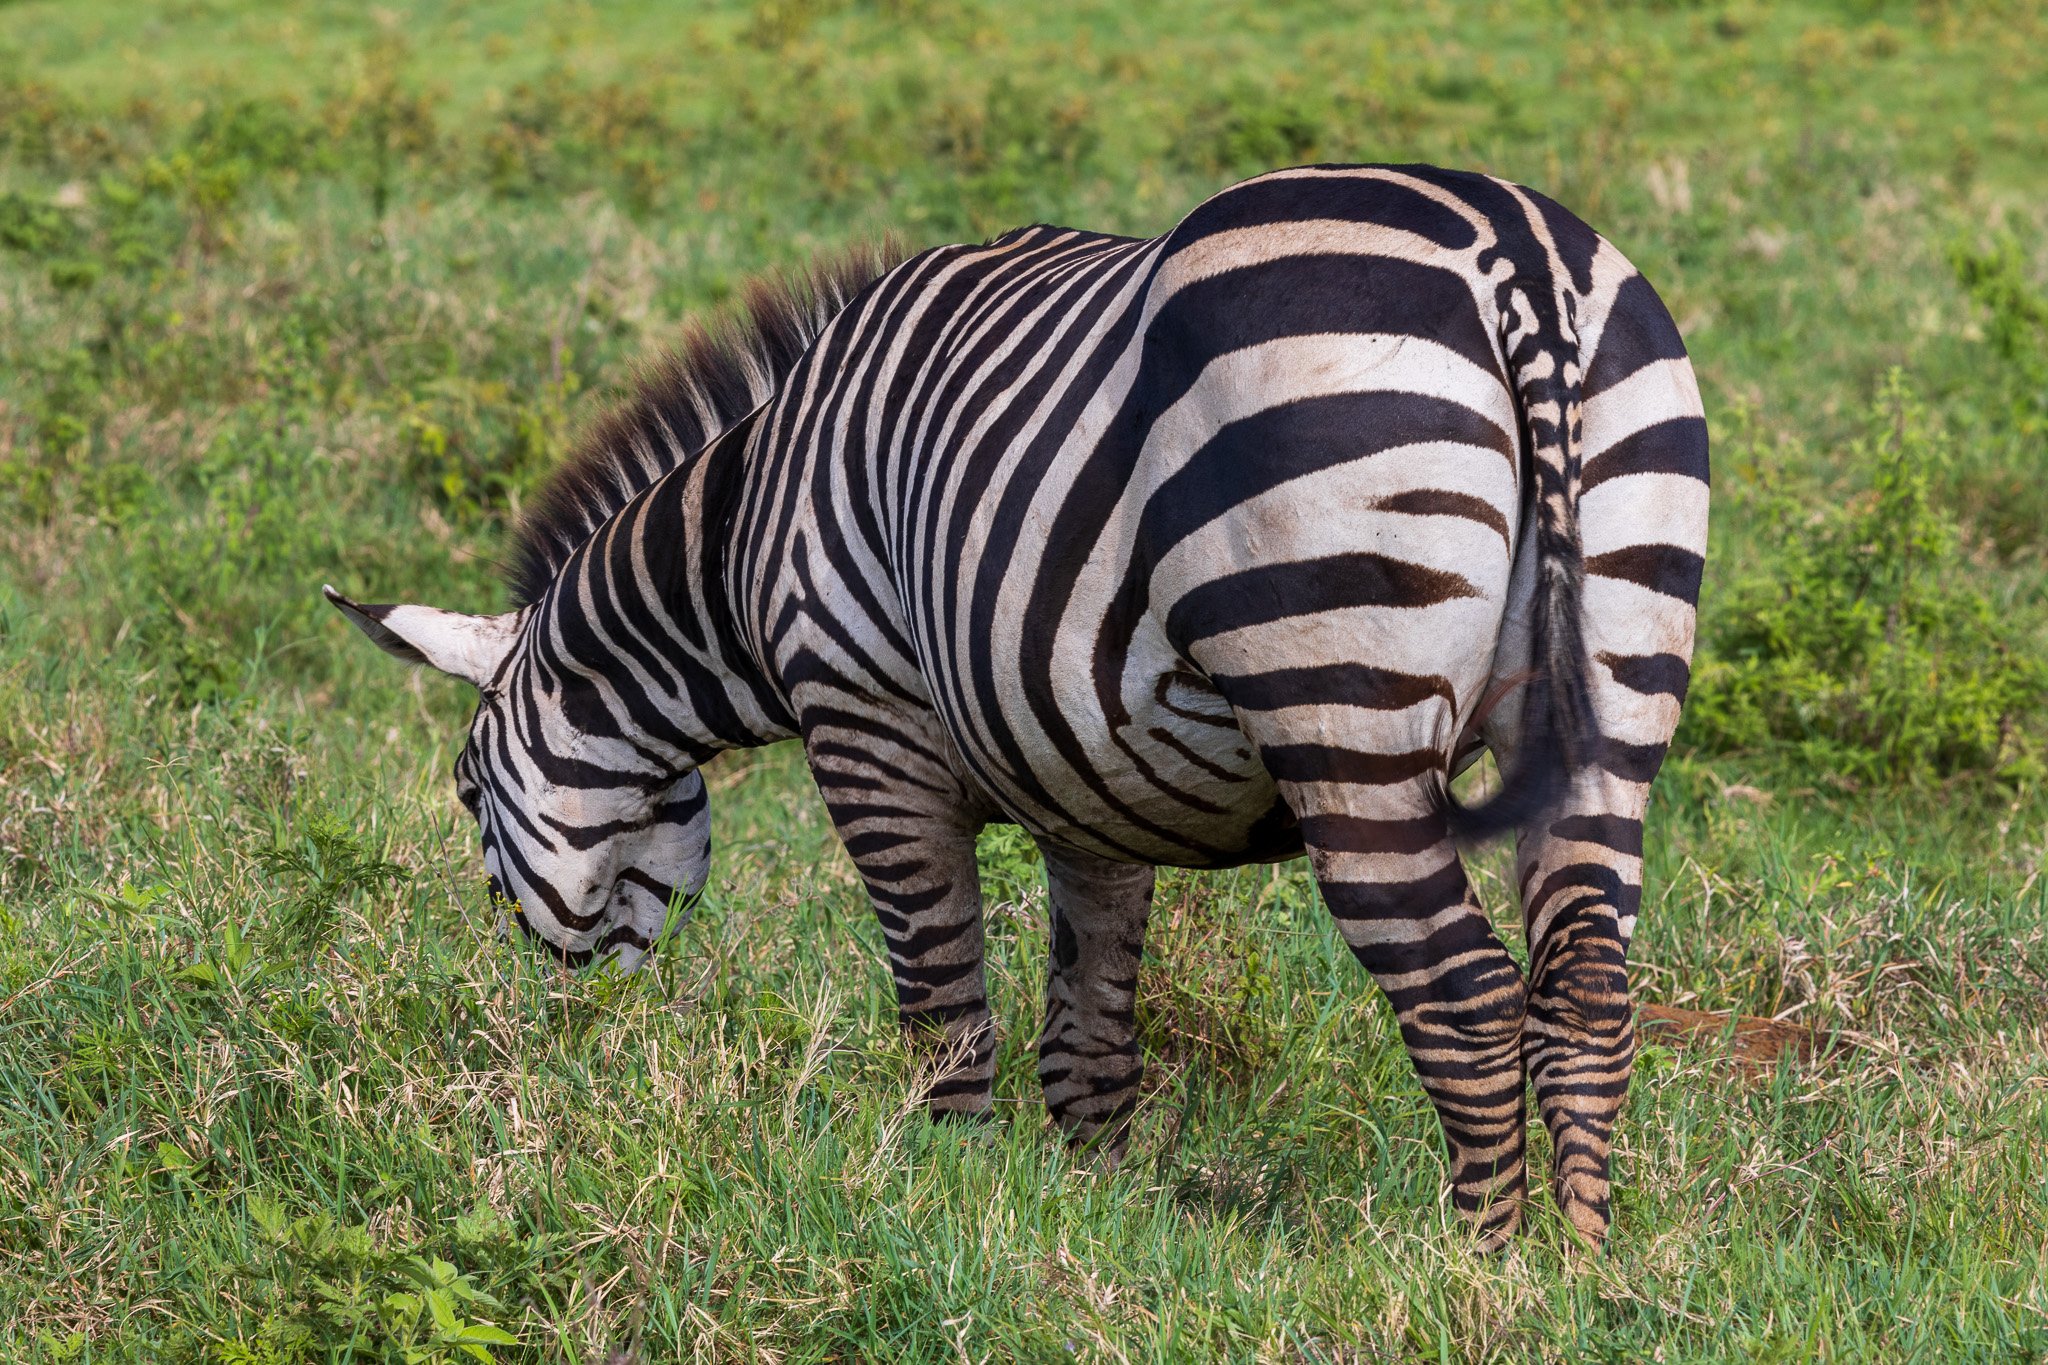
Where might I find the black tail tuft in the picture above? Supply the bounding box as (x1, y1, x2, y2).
(1434, 559, 1602, 845)
(1435, 677, 1564, 844)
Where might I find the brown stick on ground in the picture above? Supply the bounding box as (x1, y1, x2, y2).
(1636, 1003, 1828, 1076)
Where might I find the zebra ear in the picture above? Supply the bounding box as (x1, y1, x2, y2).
(323, 585, 521, 688)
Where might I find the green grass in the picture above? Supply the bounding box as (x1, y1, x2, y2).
(1, 1, 2045, 1359)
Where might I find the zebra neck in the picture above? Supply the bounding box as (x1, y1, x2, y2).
(524, 443, 793, 764)
(642, 425, 797, 750)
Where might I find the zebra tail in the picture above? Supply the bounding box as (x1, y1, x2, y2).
(1437, 287, 1602, 844)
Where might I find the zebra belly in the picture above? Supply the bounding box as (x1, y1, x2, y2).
(1099, 665, 1304, 868)
(951, 642, 1304, 869)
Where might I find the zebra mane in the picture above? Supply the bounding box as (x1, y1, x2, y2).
(505, 240, 909, 606)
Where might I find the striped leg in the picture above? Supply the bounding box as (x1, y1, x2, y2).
(1500, 616, 1694, 1246)
(1512, 264, 1707, 1245)
(1294, 777, 1530, 1247)
(1035, 842, 1155, 1156)
(1514, 770, 1649, 1247)
(803, 712, 997, 1118)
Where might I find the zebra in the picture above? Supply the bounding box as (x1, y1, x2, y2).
(327, 164, 1708, 1248)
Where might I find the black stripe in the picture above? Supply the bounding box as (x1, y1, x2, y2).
(1210, 662, 1453, 713)
(1169, 169, 1481, 253)
(1529, 186, 1601, 295)
(1598, 651, 1691, 700)
(1261, 745, 1440, 786)
(1298, 812, 1446, 855)
(1166, 553, 1478, 646)
(1139, 391, 1513, 558)
(1547, 814, 1644, 859)
(1585, 544, 1704, 602)
(1582, 273, 1690, 399)
(1598, 739, 1668, 785)
(1527, 862, 1629, 919)
(1373, 488, 1512, 545)
(1141, 252, 1504, 403)
(1582, 416, 1709, 493)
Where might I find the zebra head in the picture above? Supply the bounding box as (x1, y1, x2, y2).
(324, 585, 710, 972)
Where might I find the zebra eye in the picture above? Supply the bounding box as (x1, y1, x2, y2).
(456, 782, 482, 815)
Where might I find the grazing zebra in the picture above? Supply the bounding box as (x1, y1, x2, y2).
(328, 164, 1708, 1248)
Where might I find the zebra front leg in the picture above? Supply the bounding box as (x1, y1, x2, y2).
(849, 818, 996, 1117)
(1036, 841, 1155, 1159)
(1297, 780, 1530, 1248)
(805, 721, 998, 1119)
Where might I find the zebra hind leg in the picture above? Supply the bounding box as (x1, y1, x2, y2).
(1515, 773, 1654, 1248)
(1295, 778, 1531, 1248)
(1035, 841, 1156, 1160)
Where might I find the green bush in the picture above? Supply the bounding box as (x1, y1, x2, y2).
(256, 816, 405, 955)
(481, 66, 678, 210)
(225, 1201, 519, 1365)
(1682, 371, 2048, 783)
(1946, 230, 2048, 558)
(1178, 83, 1324, 176)
(0, 189, 80, 257)
(1951, 233, 2048, 411)
(914, 74, 1100, 231)
(398, 370, 578, 524)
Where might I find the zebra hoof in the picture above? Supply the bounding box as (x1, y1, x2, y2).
(1464, 1193, 1526, 1253)
(1053, 1113, 1134, 1171)
(1553, 1181, 1612, 1252)
(926, 1103, 999, 1127)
